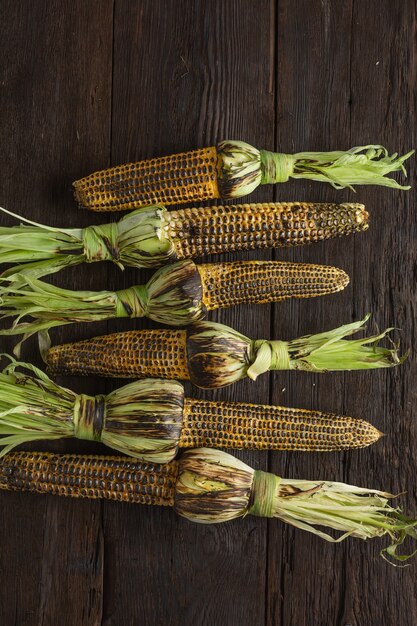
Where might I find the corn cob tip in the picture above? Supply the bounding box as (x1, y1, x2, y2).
(346, 203, 369, 228)
(369, 425, 384, 444)
(335, 267, 349, 290)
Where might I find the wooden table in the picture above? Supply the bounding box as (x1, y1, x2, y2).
(0, 2, 416, 624)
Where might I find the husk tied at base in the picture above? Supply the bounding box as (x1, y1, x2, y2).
(0, 202, 368, 280)
(174, 449, 417, 563)
(217, 141, 414, 198)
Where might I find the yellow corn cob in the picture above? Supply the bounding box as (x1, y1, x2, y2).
(47, 329, 190, 380)
(0, 360, 381, 459)
(0, 202, 368, 282)
(0, 260, 349, 346)
(73, 142, 413, 212)
(198, 260, 349, 309)
(179, 399, 380, 452)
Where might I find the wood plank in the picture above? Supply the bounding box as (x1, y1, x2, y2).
(0, 1, 114, 623)
(268, 1, 417, 625)
(102, 1, 275, 624)
(0, 2, 416, 625)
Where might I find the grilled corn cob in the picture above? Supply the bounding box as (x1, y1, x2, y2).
(0, 259, 349, 350)
(0, 358, 381, 462)
(1, 449, 415, 562)
(46, 317, 404, 388)
(73, 142, 413, 212)
(0, 202, 368, 280)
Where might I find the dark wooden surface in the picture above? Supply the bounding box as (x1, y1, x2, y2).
(0, 1, 416, 624)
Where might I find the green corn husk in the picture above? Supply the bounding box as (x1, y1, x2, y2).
(186, 316, 404, 387)
(0, 205, 175, 280)
(0, 357, 184, 463)
(174, 449, 417, 563)
(217, 141, 414, 197)
(0, 259, 204, 353)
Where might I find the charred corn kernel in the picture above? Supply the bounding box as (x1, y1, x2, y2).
(73, 141, 413, 212)
(0, 359, 381, 461)
(0, 450, 177, 505)
(47, 329, 190, 380)
(46, 317, 403, 387)
(179, 399, 381, 452)
(0, 202, 368, 281)
(198, 260, 349, 309)
(2, 449, 416, 563)
(168, 202, 369, 259)
(0, 260, 349, 351)
(73, 147, 220, 211)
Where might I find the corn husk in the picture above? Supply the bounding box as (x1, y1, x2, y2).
(217, 141, 414, 198)
(0, 205, 175, 280)
(0, 357, 184, 463)
(0, 259, 204, 353)
(186, 316, 404, 387)
(174, 449, 417, 563)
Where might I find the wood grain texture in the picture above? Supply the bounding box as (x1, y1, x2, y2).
(104, 1, 273, 624)
(268, 2, 417, 625)
(0, 1, 416, 625)
(0, 1, 113, 624)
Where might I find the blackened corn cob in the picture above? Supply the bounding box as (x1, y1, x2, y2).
(46, 329, 191, 380)
(179, 399, 380, 452)
(2, 449, 415, 565)
(0, 360, 382, 460)
(0, 451, 177, 505)
(0, 202, 368, 281)
(0, 260, 349, 344)
(165, 202, 368, 258)
(73, 141, 413, 212)
(46, 316, 402, 387)
(74, 147, 219, 211)
(198, 260, 349, 309)
(47, 329, 189, 379)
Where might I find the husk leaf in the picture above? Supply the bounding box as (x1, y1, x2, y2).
(216, 141, 413, 198)
(174, 448, 254, 523)
(0, 205, 175, 280)
(184, 317, 404, 388)
(0, 260, 205, 354)
(266, 477, 417, 564)
(0, 356, 185, 462)
(175, 449, 417, 563)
